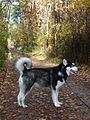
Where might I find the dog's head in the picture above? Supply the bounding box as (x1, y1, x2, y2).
(62, 59, 78, 76)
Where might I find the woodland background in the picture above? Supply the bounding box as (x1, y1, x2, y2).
(0, 0, 90, 71)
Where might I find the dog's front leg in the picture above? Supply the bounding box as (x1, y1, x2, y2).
(56, 88, 63, 105)
(52, 80, 65, 107)
(52, 88, 62, 107)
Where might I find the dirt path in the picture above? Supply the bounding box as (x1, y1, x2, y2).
(0, 49, 90, 120)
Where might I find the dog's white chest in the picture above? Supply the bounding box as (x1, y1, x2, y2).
(56, 79, 65, 89)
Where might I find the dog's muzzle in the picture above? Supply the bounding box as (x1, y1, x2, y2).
(70, 67, 78, 74)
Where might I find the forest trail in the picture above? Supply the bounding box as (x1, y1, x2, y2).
(0, 48, 90, 120)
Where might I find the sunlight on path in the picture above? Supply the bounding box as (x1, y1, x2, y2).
(8, 39, 15, 61)
(7, 38, 57, 68)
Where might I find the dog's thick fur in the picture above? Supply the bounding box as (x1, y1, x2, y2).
(16, 57, 78, 108)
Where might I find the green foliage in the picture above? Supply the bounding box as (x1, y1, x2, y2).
(83, 64, 87, 71)
(46, 0, 90, 64)
(0, 20, 8, 71)
(11, 24, 36, 50)
(11, 4, 21, 23)
(8, 0, 90, 65)
(0, 1, 8, 72)
(0, 47, 7, 68)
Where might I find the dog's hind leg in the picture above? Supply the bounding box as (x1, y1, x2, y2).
(17, 76, 27, 108)
(18, 86, 28, 108)
(17, 91, 22, 107)
(18, 90, 28, 108)
(18, 75, 35, 108)
(21, 93, 28, 108)
(17, 76, 23, 107)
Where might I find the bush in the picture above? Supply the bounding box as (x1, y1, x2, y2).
(0, 20, 8, 71)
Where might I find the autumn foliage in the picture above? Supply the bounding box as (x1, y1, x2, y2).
(0, 0, 90, 66)
(0, 3, 8, 71)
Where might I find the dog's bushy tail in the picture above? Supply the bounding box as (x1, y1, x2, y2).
(16, 57, 32, 73)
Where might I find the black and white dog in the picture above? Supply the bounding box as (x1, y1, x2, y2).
(16, 57, 78, 108)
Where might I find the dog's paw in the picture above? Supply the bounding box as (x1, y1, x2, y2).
(22, 104, 28, 108)
(58, 101, 63, 105)
(18, 104, 22, 107)
(54, 102, 61, 107)
(18, 102, 22, 107)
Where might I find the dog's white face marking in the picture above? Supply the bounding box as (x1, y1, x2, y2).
(71, 66, 78, 73)
(66, 66, 78, 76)
(72, 63, 75, 66)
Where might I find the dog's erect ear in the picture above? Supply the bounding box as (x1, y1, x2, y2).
(63, 59, 67, 66)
